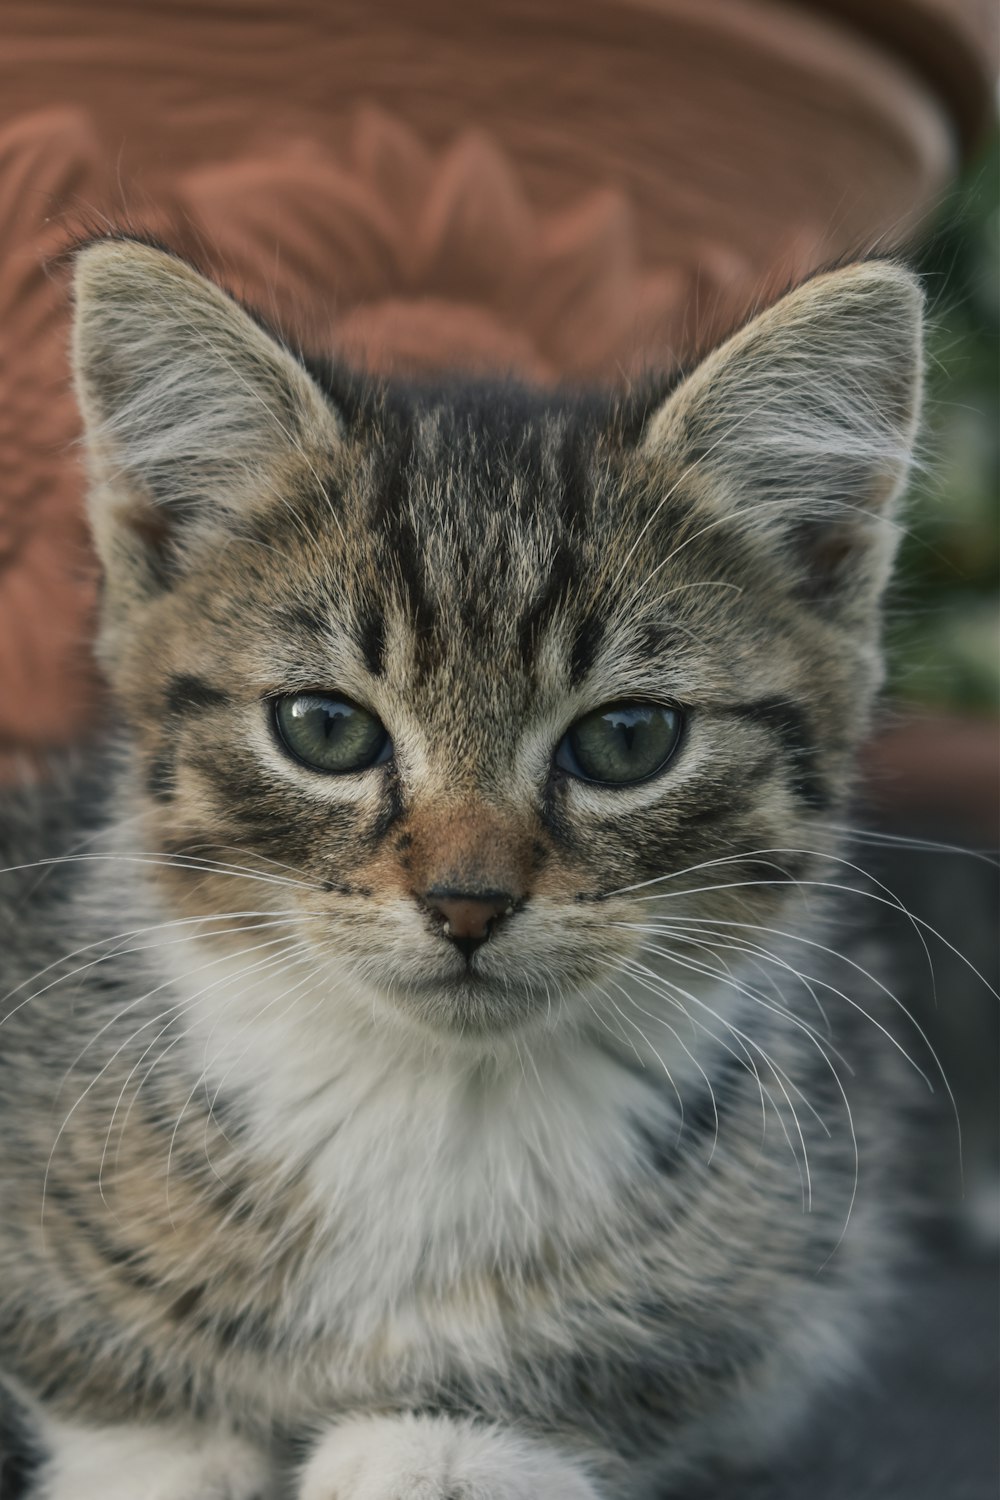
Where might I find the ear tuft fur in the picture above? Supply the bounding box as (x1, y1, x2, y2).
(642, 261, 924, 612)
(72, 239, 341, 575)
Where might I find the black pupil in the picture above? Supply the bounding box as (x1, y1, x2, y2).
(611, 712, 642, 750)
(313, 702, 350, 740)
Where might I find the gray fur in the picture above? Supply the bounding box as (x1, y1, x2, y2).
(0, 242, 924, 1498)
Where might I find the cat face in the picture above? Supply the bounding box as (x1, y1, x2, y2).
(72, 241, 922, 1038)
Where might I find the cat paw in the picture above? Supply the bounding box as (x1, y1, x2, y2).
(298, 1414, 601, 1500)
(35, 1421, 270, 1500)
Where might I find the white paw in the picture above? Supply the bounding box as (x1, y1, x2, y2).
(36, 1420, 270, 1500)
(299, 1414, 601, 1500)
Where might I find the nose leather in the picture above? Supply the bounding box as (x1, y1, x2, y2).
(421, 889, 513, 957)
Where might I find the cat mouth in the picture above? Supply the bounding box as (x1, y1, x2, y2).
(394, 967, 534, 1000)
(375, 963, 549, 1032)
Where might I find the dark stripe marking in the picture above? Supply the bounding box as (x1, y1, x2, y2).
(727, 696, 830, 810)
(354, 607, 386, 677)
(634, 1045, 749, 1176)
(286, 602, 329, 637)
(369, 430, 440, 674)
(0, 1381, 45, 1500)
(569, 610, 605, 686)
(369, 769, 405, 843)
(165, 675, 230, 717)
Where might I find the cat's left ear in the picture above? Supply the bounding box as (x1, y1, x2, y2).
(641, 261, 923, 612)
(72, 238, 342, 582)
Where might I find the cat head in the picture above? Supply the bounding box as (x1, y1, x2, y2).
(72, 239, 922, 1043)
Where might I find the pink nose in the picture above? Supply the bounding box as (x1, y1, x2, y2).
(420, 889, 514, 959)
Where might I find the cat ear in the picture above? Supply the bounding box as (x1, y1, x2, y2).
(72, 238, 341, 582)
(641, 261, 923, 612)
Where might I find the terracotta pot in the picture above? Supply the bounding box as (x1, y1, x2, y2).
(862, 711, 1000, 841)
(0, 0, 995, 762)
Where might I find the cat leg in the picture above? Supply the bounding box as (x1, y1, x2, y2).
(30, 1417, 271, 1500)
(298, 1414, 602, 1500)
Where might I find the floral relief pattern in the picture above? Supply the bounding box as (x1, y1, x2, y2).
(0, 104, 723, 760)
(0, 110, 107, 763)
(177, 107, 704, 380)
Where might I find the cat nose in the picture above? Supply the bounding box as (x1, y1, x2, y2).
(420, 888, 514, 961)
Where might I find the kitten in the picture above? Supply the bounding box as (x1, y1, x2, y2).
(0, 239, 923, 1500)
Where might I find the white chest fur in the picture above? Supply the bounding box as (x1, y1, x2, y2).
(168, 943, 694, 1391)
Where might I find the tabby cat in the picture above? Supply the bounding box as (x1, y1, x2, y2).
(0, 240, 923, 1499)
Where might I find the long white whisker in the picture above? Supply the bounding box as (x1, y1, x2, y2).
(0, 851, 321, 889)
(645, 913, 945, 1080)
(612, 922, 850, 1071)
(593, 979, 688, 1129)
(56, 919, 311, 1084)
(164, 947, 326, 1221)
(104, 939, 314, 1208)
(636, 912, 962, 1185)
(4, 910, 312, 1035)
(819, 822, 999, 867)
(41, 934, 309, 1227)
(616, 952, 821, 1207)
(604, 955, 769, 1150)
(619, 843, 948, 1006)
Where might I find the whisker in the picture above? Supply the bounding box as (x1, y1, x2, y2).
(606, 840, 998, 1010)
(819, 822, 999, 867)
(593, 979, 689, 1130)
(634, 912, 961, 1183)
(640, 931, 865, 1257)
(163, 946, 325, 1222)
(644, 913, 943, 1067)
(599, 973, 720, 1155)
(605, 956, 770, 1154)
(104, 939, 314, 1210)
(615, 950, 833, 1208)
(40, 933, 309, 1227)
(4, 910, 312, 1035)
(629, 844, 945, 1004)
(0, 851, 322, 890)
(611, 922, 850, 1071)
(579, 983, 650, 1065)
(198, 959, 335, 1175)
(627, 941, 839, 1135)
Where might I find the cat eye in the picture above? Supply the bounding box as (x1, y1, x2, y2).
(273, 693, 392, 774)
(556, 701, 683, 786)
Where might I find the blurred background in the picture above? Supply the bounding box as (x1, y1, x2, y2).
(0, 0, 997, 770)
(896, 132, 998, 719)
(0, 2, 996, 1493)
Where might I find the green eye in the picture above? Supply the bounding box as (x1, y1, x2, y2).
(273, 693, 391, 774)
(556, 701, 683, 786)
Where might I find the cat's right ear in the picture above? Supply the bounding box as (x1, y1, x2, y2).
(638, 261, 923, 621)
(72, 239, 342, 592)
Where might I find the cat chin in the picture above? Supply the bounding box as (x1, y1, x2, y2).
(372, 970, 551, 1039)
(353, 945, 615, 1046)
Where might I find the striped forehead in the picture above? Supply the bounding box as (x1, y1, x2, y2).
(253, 382, 700, 712)
(350, 403, 607, 672)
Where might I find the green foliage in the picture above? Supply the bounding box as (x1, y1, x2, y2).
(887, 132, 998, 712)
